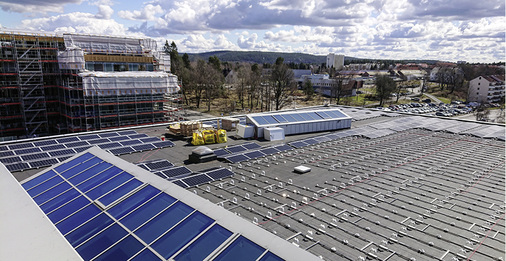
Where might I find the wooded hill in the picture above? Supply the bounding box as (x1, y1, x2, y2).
(187, 51, 328, 64)
(186, 51, 441, 65)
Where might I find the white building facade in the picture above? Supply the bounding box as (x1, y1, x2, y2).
(326, 53, 344, 70)
(468, 75, 505, 104)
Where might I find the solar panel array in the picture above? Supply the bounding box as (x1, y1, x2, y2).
(286, 116, 505, 149)
(21, 151, 282, 261)
(135, 159, 193, 181)
(0, 131, 175, 172)
(250, 109, 349, 126)
(213, 142, 262, 158)
(173, 168, 235, 188)
(222, 144, 294, 164)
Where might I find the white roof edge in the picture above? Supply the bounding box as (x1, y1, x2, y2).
(0, 164, 83, 261)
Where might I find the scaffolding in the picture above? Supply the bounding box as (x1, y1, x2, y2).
(0, 32, 63, 139)
(0, 31, 181, 139)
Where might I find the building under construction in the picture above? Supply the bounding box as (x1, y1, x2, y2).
(0, 31, 180, 140)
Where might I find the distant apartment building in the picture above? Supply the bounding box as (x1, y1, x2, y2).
(468, 75, 505, 104)
(326, 53, 344, 70)
(301, 74, 361, 97)
(0, 31, 179, 140)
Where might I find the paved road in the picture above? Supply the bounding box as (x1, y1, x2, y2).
(423, 93, 443, 104)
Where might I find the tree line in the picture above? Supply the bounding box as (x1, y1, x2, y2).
(164, 41, 297, 112)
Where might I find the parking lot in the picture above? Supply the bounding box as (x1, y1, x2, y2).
(385, 101, 473, 117)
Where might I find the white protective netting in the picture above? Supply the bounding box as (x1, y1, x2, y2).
(57, 48, 85, 70)
(79, 71, 179, 96)
(63, 34, 147, 54)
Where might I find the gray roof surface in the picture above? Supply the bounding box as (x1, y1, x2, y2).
(3, 105, 505, 261)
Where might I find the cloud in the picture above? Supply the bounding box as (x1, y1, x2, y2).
(20, 12, 128, 36)
(118, 4, 163, 21)
(403, 0, 505, 20)
(95, 5, 113, 19)
(0, 0, 81, 13)
(2, 0, 504, 63)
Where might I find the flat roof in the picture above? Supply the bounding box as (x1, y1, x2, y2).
(2, 105, 505, 261)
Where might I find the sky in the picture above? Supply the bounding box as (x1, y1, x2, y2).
(0, 0, 504, 63)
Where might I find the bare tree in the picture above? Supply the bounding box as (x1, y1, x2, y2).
(331, 72, 352, 105)
(248, 63, 261, 111)
(271, 57, 296, 111)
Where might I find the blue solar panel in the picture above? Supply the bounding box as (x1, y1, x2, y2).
(15, 147, 42, 155)
(140, 160, 174, 171)
(65, 141, 89, 148)
(259, 147, 279, 155)
(21, 152, 49, 161)
(316, 111, 332, 119)
(159, 166, 192, 178)
(137, 201, 194, 244)
(213, 148, 230, 157)
(174, 225, 232, 261)
(152, 141, 175, 148)
(242, 142, 261, 150)
(88, 138, 110, 145)
(304, 138, 318, 145)
(290, 141, 308, 148)
(263, 116, 278, 124)
(9, 142, 34, 150)
(180, 174, 213, 187)
(120, 139, 142, 146)
(98, 142, 121, 149)
(225, 154, 249, 163)
(132, 144, 156, 152)
(252, 116, 268, 125)
(214, 235, 265, 261)
(0, 156, 22, 164)
(74, 146, 92, 153)
(244, 150, 265, 159)
(56, 136, 80, 143)
(0, 150, 14, 157)
(281, 114, 297, 122)
(29, 158, 59, 169)
(79, 134, 100, 140)
(290, 113, 305, 121)
(151, 212, 213, 259)
(109, 147, 134, 155)
(0, 145, 8, 151)
(326, 109, 348, 118)
(173, 180, 188, 188)
(33, 140, 58, 147)
(40, 144, 66, 152)
(20, 149, 276, 261)
(274, 144, 293, 152)
(5, 162, 30, 172)
(227, 145, 247, 153)
(49, 149, 75, 157)
(272, 114, 288, 123)
(109, 136, 131, 142)
(206, 168, 234, 180)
